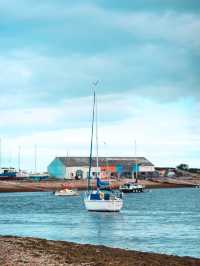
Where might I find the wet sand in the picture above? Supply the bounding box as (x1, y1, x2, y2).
(0, 236, 199, 266)
(0, 178, 198, 193)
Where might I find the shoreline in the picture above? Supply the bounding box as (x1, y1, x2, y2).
(0, 178, 198, 193)
(0, 236, 199, 265)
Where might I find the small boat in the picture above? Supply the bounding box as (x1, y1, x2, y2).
(29, 173, 49, 180)
(84, 90, 123, 212)
(16, 170, 29, 178)
(54, 188, 79, 196)
(119, 182, 146, 193)
(0, 167, 17, 179)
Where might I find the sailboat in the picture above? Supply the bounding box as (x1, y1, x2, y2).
(119, 143, 146, 193)
(29, 145, 49, 180)
(84, 91, 123, 212)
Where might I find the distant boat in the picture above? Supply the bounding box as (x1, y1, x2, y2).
(0, 168, 29, 180)
(84, 90, 123, 212)
(29, 145, 49, 180)
(54, 183, 79, 196)
(119, 141, 146, 193)
(0, 167, 17, 179)
(54, 188, 79, 196)
(29, 172, 49, 180)
(16, 170, 29, 178)
(119, 182, 146, 193)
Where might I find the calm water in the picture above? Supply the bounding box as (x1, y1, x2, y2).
(0, 188, 199, 258)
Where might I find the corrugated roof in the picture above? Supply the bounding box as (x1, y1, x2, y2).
(57, 156, 154, 167)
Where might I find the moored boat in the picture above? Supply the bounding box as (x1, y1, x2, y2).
(119, 182, 146, 193)
(84, 89, 123, 212)
(0, 167, 17, 179)
(54, 188, 79, 196)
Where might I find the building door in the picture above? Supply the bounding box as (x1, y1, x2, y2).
(76, 169, 83, 179)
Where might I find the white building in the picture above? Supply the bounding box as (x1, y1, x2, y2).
(48, 156, 155, 180)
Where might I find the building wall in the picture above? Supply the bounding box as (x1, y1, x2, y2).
(48, 158, 66, 179)
(65, 166, 100, 179)
(48, 158, 155, 180)
(139, 165, 155, 172)
(65, 165, 155, 179)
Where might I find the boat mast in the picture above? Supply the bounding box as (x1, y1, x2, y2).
(88, 91, 95, 191)
(95, 91, 99, 178)
(134, 140, 138, 183)
(18, 145, 21, 171)
(0, 138, 1, 169)
(66, 151, 69, 179)
(34, 144, 37, 174)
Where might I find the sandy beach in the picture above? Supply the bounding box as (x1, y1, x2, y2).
(0, 178, 198, 193)
(0, 236, 199, 266)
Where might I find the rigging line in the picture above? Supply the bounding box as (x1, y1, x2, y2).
(88, 91, 95, 191)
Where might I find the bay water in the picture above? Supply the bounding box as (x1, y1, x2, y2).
(0, 188, 199, 258)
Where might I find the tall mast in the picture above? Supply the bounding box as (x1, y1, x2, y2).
(18, 145, 21, 171)
(66, 151, 69, 179)
(95, 91, 99, 178)
(104, 142, 109, 177)
(34, 144, 37, 173)
(0, 138, 1, 169)
(88, 91, 95, 191)
(134, 140, 138, 183)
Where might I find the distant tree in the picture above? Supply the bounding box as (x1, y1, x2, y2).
(176, 164, 189, 171)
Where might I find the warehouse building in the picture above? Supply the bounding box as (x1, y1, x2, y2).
(47, 156, 155, 180)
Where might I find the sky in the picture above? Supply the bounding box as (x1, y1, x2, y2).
(0, 0, 200, 171)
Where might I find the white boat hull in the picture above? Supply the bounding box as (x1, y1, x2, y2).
(54, 190, 79, 196)
(84, 198, 123, 212)
(119, 183, 145, 193)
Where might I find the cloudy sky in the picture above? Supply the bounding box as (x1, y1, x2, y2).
(0, 0, 200, 171)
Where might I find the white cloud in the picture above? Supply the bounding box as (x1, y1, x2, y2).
(0, 108, 60, 127)
(1, 2, 200, 50)
(0, 44, 198, 111)
(1, 93, 199, 170)
(116, 12, 200, 49)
